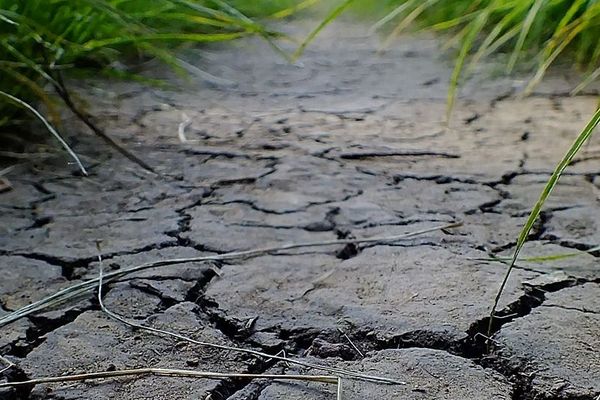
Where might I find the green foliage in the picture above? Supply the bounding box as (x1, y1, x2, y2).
(365, 0, 600, 115)
(0, 0, 295, 129)
(293, 0, 355, 60)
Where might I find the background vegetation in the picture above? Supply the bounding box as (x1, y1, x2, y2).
(3, 0, 600, 140)
(358, 0, 600, 116)
(0, 0, 310, 170)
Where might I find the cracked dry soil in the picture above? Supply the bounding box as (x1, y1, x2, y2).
(1, 21, 600, 400)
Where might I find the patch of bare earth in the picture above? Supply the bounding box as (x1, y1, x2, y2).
(1, 20, 599, 400)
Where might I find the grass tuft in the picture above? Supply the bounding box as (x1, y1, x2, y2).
(0, 0, 301, 167)
(366, 0, 600, 117)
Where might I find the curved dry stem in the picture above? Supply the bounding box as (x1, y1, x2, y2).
(0, 90, 87, 175)
(96, 260, 406, 386)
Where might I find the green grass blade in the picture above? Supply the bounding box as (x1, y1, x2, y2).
(1, 40, 58, 85)
(270, 0, 320, 19)
(469, 24, 521, 71)
(82, 32, 247, 51)
(0, 13, 17, 25)
(524, 20, 588, 94)
(506, 0, 544, 73)
(382, 0, 441, 50)
(479, 244, 600, 264)
(571, 65, 600, 95)
(0, 90, 87, 175)
(368, 0, 415, 34)
(0, 66, 60, 123)
(468, 1, 527, 68)
(553, 0, 586, 39)
(488, 106, 600, 335)
(446, 9, 490, 121)
(293, 0, 356, 60)
(429, 11, 480, 31)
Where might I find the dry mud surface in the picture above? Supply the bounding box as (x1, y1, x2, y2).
(1, 22, 600, 400)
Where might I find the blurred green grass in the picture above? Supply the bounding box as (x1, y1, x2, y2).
(356, 0, 600, 116)
(0, 0, 313, 171)
(2, 0, 599, 172)
(0, 0, 298, 122)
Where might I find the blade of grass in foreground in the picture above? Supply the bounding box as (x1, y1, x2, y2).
(487, 106, 600, 336)
(476, 244, 600, 263)
(0, 90, 87, 175)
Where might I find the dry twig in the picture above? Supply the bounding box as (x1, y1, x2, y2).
(337, 328, 364, 358)
(52, 71, 155, 174)
(0, 368, 341, 393)
(96, 259, 404, 385)
(0, 222, 461, 327)
(0, 354, 14, 375)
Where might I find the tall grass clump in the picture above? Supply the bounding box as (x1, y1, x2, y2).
(367, 0, 600, 117)
(0, 0, 304, 172)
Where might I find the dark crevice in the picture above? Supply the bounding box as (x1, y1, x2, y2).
(466, 276, 587, 355)
(249, 275, 595, 399)
(213, 199, 304, 215)
(544, 240, 600, 258)
(205, 358, 277, 400)
(22, 216, 53, 231)
(0, 365, 31, 400)
(541, 303, 600, 315)
(357, 217, 452, 229)
(180, 148, 252, 159)
(175, 188, 214, 213)
(489, 241, 519, 254)
(506, 204, 584, 219)
(9, 253, 92, 281)
(568, 154, 600, 166)
(465, 277, 590, 400)
(227, 222, 304, 231)
(489, 211, 550, 254)
(269, 327, 325, 355)
(334, 230, 359, 260)
(213, 190, 363, 216)
(465, 198, 503, 215)
(487, 171, 520, 187)
(211, 176, 258, 188)
(128, 281, 179, 311)
(11, 240, 182, 280)
(2, 303, 94, 372)
(183, 268, 221, 304)
(371, 330, 467, 361)
(393, 174, 478, 185)
(186, 241, 228, 255)
(173, 268, 594, 400)
(209, 162, 279, 191)
(165, 209, 192, 247)
(339, 150, 460, 160)
(362, 240, 447, 252)
(183, 273, 265, 345)
(195, 297, 256, 343)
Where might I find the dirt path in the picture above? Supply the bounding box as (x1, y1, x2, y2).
(1, 21, 599, 400)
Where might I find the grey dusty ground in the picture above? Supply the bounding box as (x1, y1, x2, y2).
(1, 20, 600, 400)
